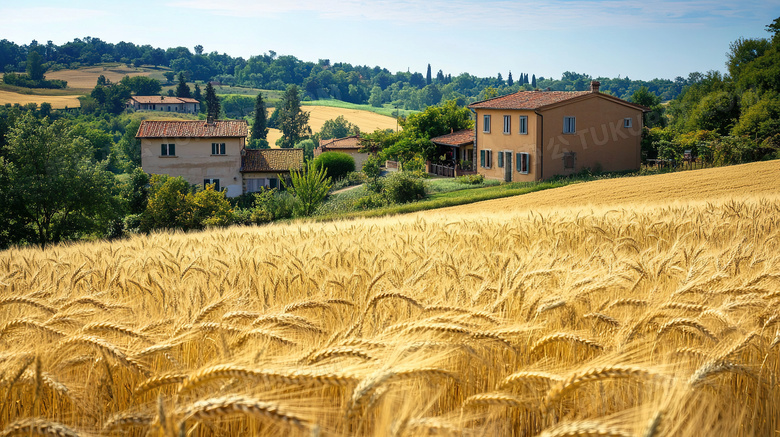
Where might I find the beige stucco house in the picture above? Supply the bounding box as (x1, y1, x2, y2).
(468, 81, 648, 182)
(137, 119, 248, 197)
(128, 96, 200, 114)
(315, 135, 369, 169)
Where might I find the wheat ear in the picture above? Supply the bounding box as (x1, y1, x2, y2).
(544, 365, 659, 411)
(0, 418, 80, 437)
(177, 395, 312, 430)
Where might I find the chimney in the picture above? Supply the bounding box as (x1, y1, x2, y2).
(590, 80, 601, 93)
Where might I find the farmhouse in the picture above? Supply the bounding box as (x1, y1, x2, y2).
(314, 135, 369, 169)
(428, 129, 477, 177)
(127, 96, 200, 114)
(468, 81, 648, 182)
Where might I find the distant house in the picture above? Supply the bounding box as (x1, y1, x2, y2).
(137, 118, 248, 197)
(137, 118, 304, 197)
(468, 81, 648, 182)
(127, 96, 200, 114)
(314, 135, 369, 169)
(241, 148, 304, 192)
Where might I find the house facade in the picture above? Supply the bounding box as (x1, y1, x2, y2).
(468, 81, 647, 182)
(137, 119, 248, 197)
(128, 96, 200, 114)
(315, 135, 369, 169)
(241, 148, 304, 192)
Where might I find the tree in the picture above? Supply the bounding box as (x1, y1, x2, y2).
(176, 72, 191, 98)
(318, 115, 359, 141)
(285, 161, 331, 216)
(26, 50, 45, 81)
(507, 71, 514, 86)
(313, 151, 355, 180)
(163, 71, 175, 83)
(727, 37, 771, 81)
(532, 74, 537, 88)
(193, 83, 202, 102)
(276, 85, 311, 148)
(295, 138, 316, 161)
(251, 92, 269, 142)
(120, 75, 162, 95)
(426, 64, 432, 85)
(630, 87, 666, 128)
(204, 82, 220, 119)
(0, 114, 118, 248)
(194, 44, 204, 55)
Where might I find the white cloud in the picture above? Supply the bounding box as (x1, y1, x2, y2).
(166, 0, 775, 30)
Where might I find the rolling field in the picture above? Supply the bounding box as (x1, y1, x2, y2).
(1, 163, 779, 436)
(0, 90, 81, 109)
(46, 66, 157, 90)
(265, 105, 397, 147)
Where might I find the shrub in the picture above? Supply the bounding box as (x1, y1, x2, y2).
(313, 152, 355, 181)
(331, 171, 367, 191)
(286, 161, 332, 217)
(362, 155, 382, 180)
(457, 174, 484, 185)
(383, 171, 426, 204)
(354, 193, 388, 210)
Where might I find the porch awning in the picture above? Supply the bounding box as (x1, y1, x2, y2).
(430, 129, 475, 147)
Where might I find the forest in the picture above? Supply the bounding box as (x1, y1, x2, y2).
(1, 37, 688, 110)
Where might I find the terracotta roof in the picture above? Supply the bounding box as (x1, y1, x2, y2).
(430, 129, 475, 147)
(469, 91, 591, 110)
(241, 149, 304, 173)
(319, 135, 361, 149)
(130, 96, 200, 104)
(136, 120, 248, 138)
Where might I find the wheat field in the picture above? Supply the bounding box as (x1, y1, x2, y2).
(0, 90, 81, 110)
(1, 163, 779, 436)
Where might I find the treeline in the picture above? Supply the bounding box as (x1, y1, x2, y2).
(642, 17, 780, 165)
(1, 38, 687, 109)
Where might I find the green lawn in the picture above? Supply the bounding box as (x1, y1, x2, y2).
(301, 99, 418, 118)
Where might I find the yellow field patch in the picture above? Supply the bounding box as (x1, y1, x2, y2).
(46, 66, 154, 90)
(0, 89, 81, 109)
(305, 105, 397, 134)
(440, 159, 780, 217)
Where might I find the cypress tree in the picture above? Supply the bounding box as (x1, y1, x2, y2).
(175, 73, 191, 98)
(532, 74, 537, 88)
(507, 71, 514, 86)
(251, 92, 268, 141)
(426, 64, 432, 85)
(204, 82, 220, 119)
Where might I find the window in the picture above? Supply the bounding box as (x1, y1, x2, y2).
(498, 150, 504, 168)
(204, 179, 220, 191)
(483, 115, 491, 133)
(212, 142, 226, 155)
(563, 152, 576, 170)
(519, 116, 528, 134)
(246, 177, 279, 192)
(516, 152, 530, 174)
(624, 118, 632, 128)
(503, 115, 511, 134)
(563, 116, 576, 134)
(480, 149, 492, 168)
(160, 143, 175, 156)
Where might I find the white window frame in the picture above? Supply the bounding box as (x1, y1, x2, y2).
(503, 115, 511, 134)
(483, 115, 491, 133)
(204, 178, 221, 191)
(212, 142, 226, 155)
(519, 115, 528, 135)
(516, 152, 530, 174)
(563, 116, 576, 134)
(160, 143, 175, 156)
(624, 118, 632, 128)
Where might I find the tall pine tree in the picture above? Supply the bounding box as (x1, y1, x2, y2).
(426, 64, 432, 85)
(277, 85, 311, 149)
(204, 82, 220, 119)
(251, 92, 269, 143)
(507, 71, 514, 86)
(175, 73, 191, 98)
(532, 74, 537, 88)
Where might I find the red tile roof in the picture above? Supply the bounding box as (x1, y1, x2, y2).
(130, 96, 200, 104)
(241, 149, 304, 173)
(319, 135, 361, 149)
(136, 120, 248, 138)
(469, 91, 591, 110)
(430, 129, 475, 147)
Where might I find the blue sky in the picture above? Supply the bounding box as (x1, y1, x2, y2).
(2, 0, 779, 81)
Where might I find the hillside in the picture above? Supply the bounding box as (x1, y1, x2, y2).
(438, 160, 780, 216)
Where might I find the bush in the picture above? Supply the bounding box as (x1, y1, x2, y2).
(457, 174, 484, 185)
(313, 152, 355, 181)
(331, 171, 367, 191)
(354, 193, 388, 210)
(362, 155, 382, 180)
(383, 171, 426, 204)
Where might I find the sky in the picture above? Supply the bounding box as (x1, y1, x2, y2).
(2, 0, 779, 81)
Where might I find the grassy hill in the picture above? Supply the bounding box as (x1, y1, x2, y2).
(1, 162, 778, 435)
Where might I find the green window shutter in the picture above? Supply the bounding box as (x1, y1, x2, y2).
(270, 178, 278, 188)
(516, 153, 522, 172)
(480, 150, 485, 167)
(170, 144, 175, 156)
(498, 151, 504, 168)
(161, 144, 166, 156)
(221, 143, 226, 154)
